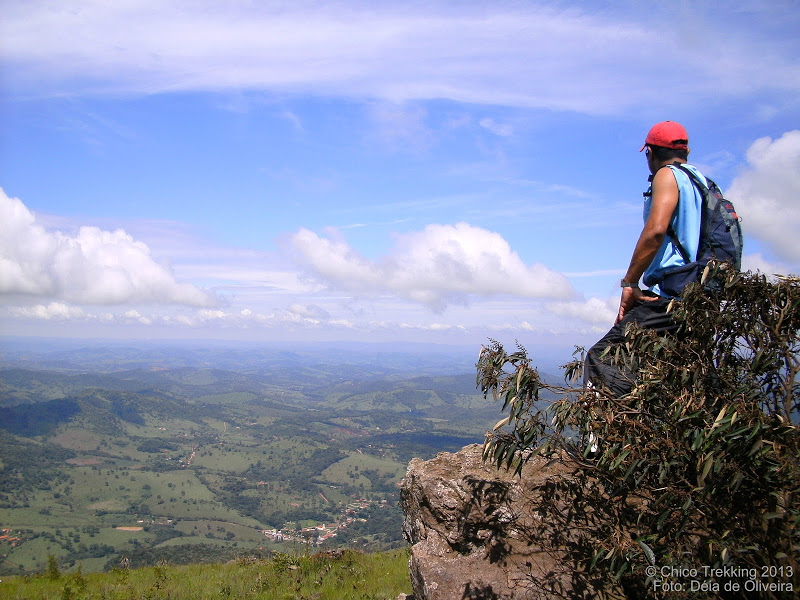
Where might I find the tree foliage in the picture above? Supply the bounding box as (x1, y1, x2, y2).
(478, 267, 799, 598)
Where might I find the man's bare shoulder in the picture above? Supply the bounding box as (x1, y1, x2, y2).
(652, 165, 679, 188)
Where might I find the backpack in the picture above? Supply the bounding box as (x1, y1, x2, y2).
(645, 163, 743, 297)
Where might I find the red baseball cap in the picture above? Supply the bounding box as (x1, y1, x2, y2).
(639, 121, 689, 151)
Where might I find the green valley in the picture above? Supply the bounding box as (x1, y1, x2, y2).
(0, 340, 500, 576)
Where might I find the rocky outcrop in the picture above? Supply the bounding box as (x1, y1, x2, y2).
(400, 444, 626, 600)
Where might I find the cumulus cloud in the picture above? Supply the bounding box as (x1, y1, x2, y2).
(290, 222, 575, 310)
(726, 131, 800, 265)
(0, 188, 215, 306)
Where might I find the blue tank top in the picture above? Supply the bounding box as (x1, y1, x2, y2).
(642, 164, 705, 297)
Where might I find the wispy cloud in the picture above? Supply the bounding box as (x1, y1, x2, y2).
(4, 2, 798, 114)
(479, 118, 514, 137)
(365, 101, 434, 152)
(564, 269, 623, 279)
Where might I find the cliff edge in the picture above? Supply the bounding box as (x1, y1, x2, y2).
(400, 444, 626, 600)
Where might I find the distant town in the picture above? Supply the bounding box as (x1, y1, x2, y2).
(264, 498, 384, 545)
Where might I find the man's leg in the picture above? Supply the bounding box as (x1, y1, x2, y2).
(584, 298, 677, 397)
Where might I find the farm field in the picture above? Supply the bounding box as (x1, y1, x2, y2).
(0, 340, 504, 574)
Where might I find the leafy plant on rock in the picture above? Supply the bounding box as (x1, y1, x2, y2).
(478, 266, 799, 598)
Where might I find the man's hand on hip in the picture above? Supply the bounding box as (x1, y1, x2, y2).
(616, 287, 658, 324)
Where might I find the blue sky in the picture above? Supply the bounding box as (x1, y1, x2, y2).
(1, 1, 799, 354)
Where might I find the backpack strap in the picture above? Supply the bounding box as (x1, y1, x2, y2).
(667, 225, 691, 263)
(672, 162, 707, 191)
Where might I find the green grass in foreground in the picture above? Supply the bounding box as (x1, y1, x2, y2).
(0, 548, 411, 600)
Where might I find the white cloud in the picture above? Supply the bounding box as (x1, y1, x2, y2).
(198, 309, 228, 321)
(289, 304, 331, 320)
(726, 131, 800, 265)
(479, 118, 513, 137)
(399, 321, 463, 332)
(3, 3, 798, 115)
(0, 188, 215, 306)
(329, 319, 355, 328)
(741, 253, 794, 279)
(173, 314, 195, 327)
(547, 296, 617, 326)
(123, 309, 152, 325)
(290, 222, 575, 310)
(8, 302, 86, 320)
(280, 110, 304, 133)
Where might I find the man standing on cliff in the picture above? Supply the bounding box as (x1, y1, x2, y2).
(584, 121, 708, 397)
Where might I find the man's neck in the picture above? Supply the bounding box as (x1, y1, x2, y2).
(649, 157, 687, 176)
(656, 158, 687, 169)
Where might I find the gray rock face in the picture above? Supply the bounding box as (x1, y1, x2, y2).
(400, 444, 625, 600)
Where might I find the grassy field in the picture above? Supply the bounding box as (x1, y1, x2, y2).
(1, 357, 496, 577)
(0, 548, 412, 600)
(321, 453, 406, 490)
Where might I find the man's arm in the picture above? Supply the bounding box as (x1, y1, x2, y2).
(616, 167, 680, 323)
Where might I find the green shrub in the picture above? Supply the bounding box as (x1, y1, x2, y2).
(478, 267, 799, 598)
(46, 555, 60, 580)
